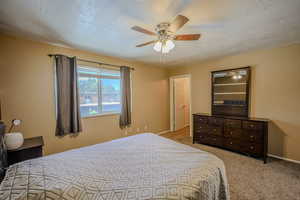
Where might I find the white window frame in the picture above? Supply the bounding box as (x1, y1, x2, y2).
(78, 65, 121, 118)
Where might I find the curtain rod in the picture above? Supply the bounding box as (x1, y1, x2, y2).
(48, 54, 135, 70)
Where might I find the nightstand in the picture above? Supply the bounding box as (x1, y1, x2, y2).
(7, 136, 44, 165)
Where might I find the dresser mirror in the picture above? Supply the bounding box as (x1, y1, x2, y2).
(211, 67, 251, 117)
(193, 66, 268, 163)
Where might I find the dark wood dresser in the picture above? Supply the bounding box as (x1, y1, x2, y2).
(193, 113, 269, 163)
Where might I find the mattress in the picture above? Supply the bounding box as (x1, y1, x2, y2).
(0, 133, 229, 200)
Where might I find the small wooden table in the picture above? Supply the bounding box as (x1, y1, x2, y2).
(7, 136, 44, 165)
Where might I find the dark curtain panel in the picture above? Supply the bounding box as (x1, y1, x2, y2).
(55, 55, 82, 136)
(119, 66, 131, 129)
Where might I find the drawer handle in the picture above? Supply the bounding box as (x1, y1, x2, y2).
(230, 131, 233, 135)
(230, 142, 233, 145)
(250, 146, 254, 149)
(213, 138, 217, 141)
(200, 126, 202, 128)
(250, 124, 254, 127)
(213, 129, 217, 132)
(250, 135, 254, 138)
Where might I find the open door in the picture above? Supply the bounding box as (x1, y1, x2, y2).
(173, 77, 190, 131)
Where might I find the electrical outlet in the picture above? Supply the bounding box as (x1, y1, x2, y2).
(136, 127, 140, 132)
(144, 125, 148, 131)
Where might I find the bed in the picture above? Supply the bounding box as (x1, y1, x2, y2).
(0, 133, 229, 200)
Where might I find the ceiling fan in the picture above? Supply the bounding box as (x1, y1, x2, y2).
(131, 15, 201, 54)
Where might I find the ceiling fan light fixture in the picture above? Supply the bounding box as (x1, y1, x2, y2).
(153, 40, 175, 53)
(165, 40, 175, 50)
(162, 46, 170, 54)
(153, 41, 162, 52)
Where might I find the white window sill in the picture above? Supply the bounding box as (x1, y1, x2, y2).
(82, 112, 120, 119)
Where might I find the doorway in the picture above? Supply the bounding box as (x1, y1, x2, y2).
(170, 75, 192, 136)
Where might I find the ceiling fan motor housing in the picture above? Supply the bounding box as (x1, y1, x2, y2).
(155, 22, 174, 40)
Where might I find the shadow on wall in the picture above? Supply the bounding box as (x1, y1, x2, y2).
(0, 16, 70, 48)
(268, 120, 286, 157)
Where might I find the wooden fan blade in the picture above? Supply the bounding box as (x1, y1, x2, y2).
(169, 15, 189, 32)
(136, 40, 157, 47)
(131, 26, 156, 36)
(174, 34, 201, 40)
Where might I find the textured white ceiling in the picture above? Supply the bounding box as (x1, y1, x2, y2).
(0, 0, 300, 67)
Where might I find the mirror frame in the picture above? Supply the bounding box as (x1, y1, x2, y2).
(211, 66, 251, 117)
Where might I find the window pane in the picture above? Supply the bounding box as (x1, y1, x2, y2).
(78, 76, 100, 117)
(78, 66, 101, 76)
(101, 68, 120, 77)
(101, 78, 121, 113)
(78, 66, 121, 117)
(78, 66, 120, 78)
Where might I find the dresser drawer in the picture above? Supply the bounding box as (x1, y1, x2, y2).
(243, 121, 263, 130)
(193, 115, 208, 124)
(208, 126, 223, 136)
(194, 128, 207, 136)
(242, 143, 263, 156)
(224, 119, 242, 128)
(194, 127, 222, 137)
(194, 134, 208, 142)
(224, 128, 243, 139)
(208, 117, 224, 126)
(194, 124, 210, 133)
(224, 138, 242, 152)
(245, 131, 263, 143)
(196, 135, 223, 147)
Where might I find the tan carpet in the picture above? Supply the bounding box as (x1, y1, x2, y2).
(161, 128, 300, 200)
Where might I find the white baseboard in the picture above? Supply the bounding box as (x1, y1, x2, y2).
(157, 130, 171, 135)
(268, 154, 300, 164)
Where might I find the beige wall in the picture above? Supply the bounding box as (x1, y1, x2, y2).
(1, 32, 299, 162)
(0, 33, 170, 155)
(169, 44, 300, 162)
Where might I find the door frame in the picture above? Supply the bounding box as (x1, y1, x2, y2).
(169, 74, 192, 136)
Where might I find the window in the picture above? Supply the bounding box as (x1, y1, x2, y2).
(78, 66, 121, 117)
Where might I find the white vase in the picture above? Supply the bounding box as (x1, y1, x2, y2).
(4, 132, 24, 150)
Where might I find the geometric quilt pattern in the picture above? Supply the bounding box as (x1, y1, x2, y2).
(0, 133, 229, 200)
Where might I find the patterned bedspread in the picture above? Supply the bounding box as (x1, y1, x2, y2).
(0, 133, 229, 200)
